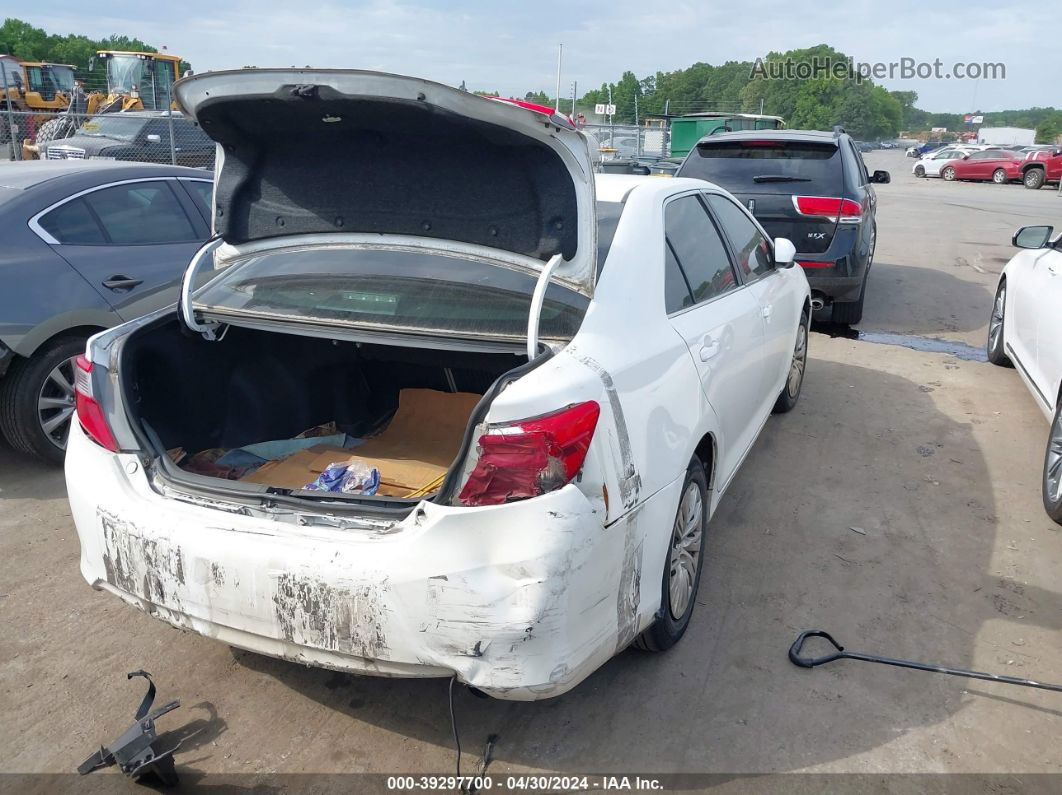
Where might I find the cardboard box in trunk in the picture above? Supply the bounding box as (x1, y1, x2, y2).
(239, 389, 481, 497)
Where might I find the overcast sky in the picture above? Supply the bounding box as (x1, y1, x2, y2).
(21, 0, 1060, 113)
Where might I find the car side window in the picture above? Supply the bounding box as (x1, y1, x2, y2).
(82, 181, 198, 245)
(182, 180, 214, 219)
(664, 195, 738, 307)
(664, 244, 694, 313)
(848, 142, 869, 184)
(705, 194, 774, 282)
(38, 198, 106, 244)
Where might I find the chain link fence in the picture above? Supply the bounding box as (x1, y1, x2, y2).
(581, 123, 671, 161)
(1, 107, 214, 168)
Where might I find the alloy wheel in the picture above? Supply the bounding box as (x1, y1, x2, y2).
(787, 322, 808, 398)
(37, 356, 77, 451)
(668, 480, 703, 620)
(943, 167, 955, 181)
(992, 169, 1006, 184)
(989, 284, 1005, 353)
(1047, 408, 1062, 505)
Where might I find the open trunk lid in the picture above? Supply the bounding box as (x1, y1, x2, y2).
(678, 137, 844, 254)
(174, 69, 597, 296)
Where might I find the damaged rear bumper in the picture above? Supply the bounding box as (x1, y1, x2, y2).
(66, 423, 642, 700)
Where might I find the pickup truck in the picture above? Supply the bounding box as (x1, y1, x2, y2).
(1021, 149, 1062, 189)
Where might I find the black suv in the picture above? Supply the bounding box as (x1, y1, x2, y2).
(677, 128, 889, 324)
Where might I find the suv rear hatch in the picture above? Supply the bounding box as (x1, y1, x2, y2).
(678, 137, 847, 255)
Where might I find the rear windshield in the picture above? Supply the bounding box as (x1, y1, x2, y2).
(194, 247, 589, 342)
(680, 140, 843, 193)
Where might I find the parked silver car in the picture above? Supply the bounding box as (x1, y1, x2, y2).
(0, 161, 213, 462)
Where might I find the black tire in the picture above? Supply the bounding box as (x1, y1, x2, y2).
(1044, 397, 1062, 526)
(914, 165, 926, 177)
(942, 166, 957, 181)
(773, 309, 809, 413)
(986, 279, 1012, 367)
(1024, 168, 1046, 190)
(992, 169, 1008, 184)
(634, 457, 708, 652)
(831, 274, 867, 325)
(0, 335, 87, 464)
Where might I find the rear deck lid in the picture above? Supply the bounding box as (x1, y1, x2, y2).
(174, 69, 597, 296)
(678, 137, 844, 254)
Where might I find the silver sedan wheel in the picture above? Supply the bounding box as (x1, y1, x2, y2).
(787, 322, 808, 398)
(668, 481, 703, 620)
(989, 284, 1005, 352)
(38, 356, 77, 451)
(1047, 407, 1062, 504)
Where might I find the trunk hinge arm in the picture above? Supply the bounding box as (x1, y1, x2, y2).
(527, 254, 563, 360)
(180, 236, 224, 341)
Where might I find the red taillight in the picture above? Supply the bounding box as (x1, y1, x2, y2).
(74, 355, 118, 452)
(793, 196, 862, 223)
(458, 401, 600, 507)
(798, 261, 834, 269)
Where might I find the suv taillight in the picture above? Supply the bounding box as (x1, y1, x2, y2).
(793, 196, 862, 224)
(458, 401, 600, 507)
(74, 355, 118, 452)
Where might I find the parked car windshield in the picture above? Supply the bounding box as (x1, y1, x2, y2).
(75, 116, 151, 141)
(680, 139, 843, 193)
(194, 247, 590, 341)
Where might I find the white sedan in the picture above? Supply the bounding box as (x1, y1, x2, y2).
(988, 225, 1062, 524)
(912, 146, 982, 178)
(66, 69, 811, 700)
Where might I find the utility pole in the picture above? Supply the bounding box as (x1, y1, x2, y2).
(554, 43, 563, 111)
(759, 97, 764, 114)
(571, 81, 577, 115)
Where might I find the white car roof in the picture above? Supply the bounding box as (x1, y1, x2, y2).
(595, 174, 723, 203)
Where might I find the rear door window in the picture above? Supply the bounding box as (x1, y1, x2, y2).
(664, 195, 738, 305)
(680, 139, 843, 194)
(82, 181, 198, 244)
(38, 199, 106, 244)
(706, 194, 773, 282)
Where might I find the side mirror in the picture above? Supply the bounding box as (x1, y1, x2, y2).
(774, 237, 797, 268)
(145, 134, 162, 144)
(871, 170, 890, 184)
(1012, 225, 1053, 249)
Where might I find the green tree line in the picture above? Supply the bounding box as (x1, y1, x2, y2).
(0, 17, 192, 87)
(509, 44, 1062, 142)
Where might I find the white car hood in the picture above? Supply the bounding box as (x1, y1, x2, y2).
(174, 69, 597, 297)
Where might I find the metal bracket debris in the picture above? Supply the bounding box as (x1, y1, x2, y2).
(77, 670, 182, 786)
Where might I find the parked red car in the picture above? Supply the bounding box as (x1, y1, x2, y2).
(940, 149, 1024, 184)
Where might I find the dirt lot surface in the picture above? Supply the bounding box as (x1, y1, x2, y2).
(2, 151, 1061, 790)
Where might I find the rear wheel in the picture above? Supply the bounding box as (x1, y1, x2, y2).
(1044, 398, 1062, 525)
(773, 309, 809, 413)
(1024, 168, 1046, 190)
(942, 166, 957, 181)
(986, 280, 1012, 367)
(0, 336, 87, 464)
(634, 458, 707, 652)
(992, 169, 1007, 184)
